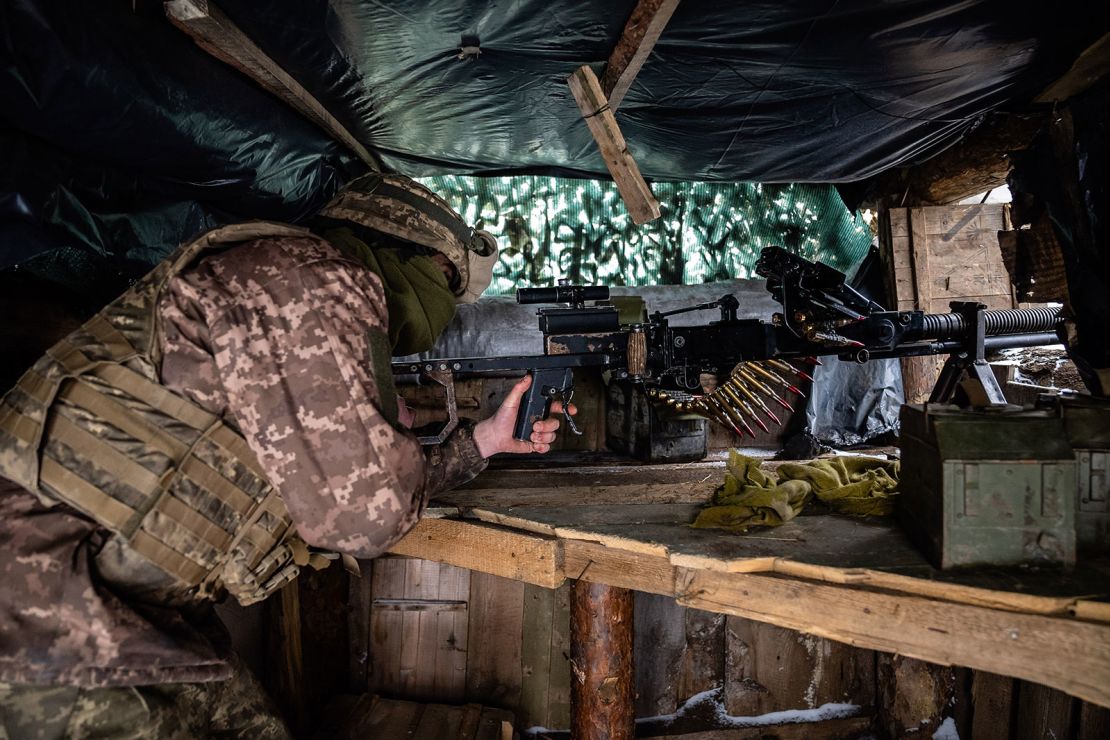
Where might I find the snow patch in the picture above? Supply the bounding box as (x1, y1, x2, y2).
(933, 717, 960, 740)
(636, 687, 859, 727)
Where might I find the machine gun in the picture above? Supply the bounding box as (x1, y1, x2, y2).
(393, 247, 1063, 444)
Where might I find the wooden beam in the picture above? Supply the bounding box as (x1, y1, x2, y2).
(568, 65, 661, 225)
(599, 0, 681, 111)
(675, 568, 1110, 710)
(570, 580, 635, 740)
(388, 517, 564, 588)
(1036, 31, 1110, 104)
(164, 0, 378, 167)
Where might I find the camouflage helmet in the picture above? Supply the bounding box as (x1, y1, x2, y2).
(319, 173, 498, 303)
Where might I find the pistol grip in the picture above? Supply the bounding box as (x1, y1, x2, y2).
(513, 368, 572, 442)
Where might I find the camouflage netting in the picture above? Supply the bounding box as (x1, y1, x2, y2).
(419, 177, 873, 295)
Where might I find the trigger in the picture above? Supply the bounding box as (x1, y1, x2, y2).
(561, 390, 583, 436)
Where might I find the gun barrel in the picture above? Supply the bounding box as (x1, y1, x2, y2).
(917, 307, 1061, 341)
(517, 285, 610, 305)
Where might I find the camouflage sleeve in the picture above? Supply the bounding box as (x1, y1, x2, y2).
(203, 241, 485, 558)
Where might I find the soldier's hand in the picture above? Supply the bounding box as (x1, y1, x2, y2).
(473, 374, 577, 458)
(397, 397, 416, 429)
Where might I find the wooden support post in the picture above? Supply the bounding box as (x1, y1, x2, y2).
(1036, 31, 1110, 104)
(599, 0, 681, 111)
(164, 0, 378, 167)
(568, 65, 661, 225)
(570, 580, 634, 739)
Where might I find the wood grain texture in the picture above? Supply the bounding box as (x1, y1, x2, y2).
(875, 654, 954, 737)
(634, 593, 687, 716)
(677, 608, 726, 707)
(570, 581, 635, 740)
(520, 583, 557, 730)
(389, 517, 563, 588)
(1036, 30, 1110, 103)
(726, 618, 875, 717)
(676, 568, 1110, 709)
(970, 671, 1016, 740)
(1014, 681, 1075, 740)
(567, 65, 661, 224)
(466, 572, 525, 707)
(599, 0, 681, 110)
(164, 0, 376, 166)
(348, 560, 374, 692)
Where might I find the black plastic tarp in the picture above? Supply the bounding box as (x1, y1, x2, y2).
(2, 0, 1106, 300)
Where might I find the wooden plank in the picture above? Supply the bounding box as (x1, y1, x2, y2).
(297, 565, 350, 725)
(677, 608, 726, 704)
(466, 572, 525, 707)
(458, 703, 484, 740)
(548, 582, 573, 731)
(389, 517, 563, 588)
(875, 654, 954, 737)
(356, 696, 426, 738)
(469, 503, 1105, 617)
(370, 558, 407, 694)
(1036, 30, 1110, 103)
(412, 703, 463, 739)
(634, 593, 687, 716)
(646, 717, 875, 739)
(564, 538, 675, 597)
(1078, 700, 1110, 740)
(164, 0, 376, 166)
(434, 564, 471, 701)
(1015, 681, 1076, 740)
(567, 65, 661, 225)
(400, 558, 439, 697)
(921, 204, 1008, 236)
(675, 569, 1110, 709)
(274, 580, 308, 736)
(520, 583, 557, 730)
(726, 618, 875, 716)
(348, 559, 374, 692)
(970, 671, 1015, 740)
(598, 0, 682, 110)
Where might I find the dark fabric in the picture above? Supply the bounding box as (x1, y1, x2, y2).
(324, 227, 457, 356)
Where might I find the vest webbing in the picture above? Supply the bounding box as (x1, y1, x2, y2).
(0, 221, 344, 605)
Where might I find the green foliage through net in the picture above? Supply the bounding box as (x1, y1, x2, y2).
(419, 176, 873, 295)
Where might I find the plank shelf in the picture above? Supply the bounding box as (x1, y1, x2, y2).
(391, 459, 1110, 708)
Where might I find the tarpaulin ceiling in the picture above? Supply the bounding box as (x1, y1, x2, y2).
(1, 1, 1105, 298)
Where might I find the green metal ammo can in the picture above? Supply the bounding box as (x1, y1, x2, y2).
(899, 403, 1077, 569)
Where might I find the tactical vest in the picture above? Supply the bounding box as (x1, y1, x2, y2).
(0, 222, 345, 605)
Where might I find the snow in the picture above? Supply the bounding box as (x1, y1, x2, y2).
(635, 687, 859, 727)
(933, 717, 960, 739)
(522, 686, 862, 736)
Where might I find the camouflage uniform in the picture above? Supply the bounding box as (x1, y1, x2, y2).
(0, 235, 488, 737)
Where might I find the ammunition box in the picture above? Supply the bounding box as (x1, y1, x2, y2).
(605, 381, 707, 463)
(1044, 395, 1110, 553)
(899, 403, 1076, 569)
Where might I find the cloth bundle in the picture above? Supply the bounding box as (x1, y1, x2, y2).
(692, 451, 899, 533)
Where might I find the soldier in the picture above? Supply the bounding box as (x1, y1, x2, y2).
(0, 174, 570, 738)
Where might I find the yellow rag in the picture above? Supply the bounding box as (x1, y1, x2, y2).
(692, 451, 899, 533)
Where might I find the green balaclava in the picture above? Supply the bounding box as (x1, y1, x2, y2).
(324, 226, 457, 357)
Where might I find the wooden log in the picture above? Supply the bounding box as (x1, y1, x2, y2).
(599, 0, 681, 110)
(567, 65, 661, 225)
(164, 0, 377, 167)
(570, 581, 635, 739)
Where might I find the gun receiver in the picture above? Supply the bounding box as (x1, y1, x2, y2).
(393, 250, 1062, 445)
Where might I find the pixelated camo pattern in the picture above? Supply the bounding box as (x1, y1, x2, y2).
(0, 230, 486, 687)
(0, 654, 290, 739)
